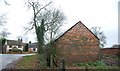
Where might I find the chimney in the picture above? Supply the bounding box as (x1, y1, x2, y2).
(18, 39, 20, 41)
(20, 38, 22, 42)
(29, 41, 31, 44)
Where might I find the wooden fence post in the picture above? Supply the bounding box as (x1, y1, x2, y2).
(85, 66, 88, 71)
(61, 59, 65, 71)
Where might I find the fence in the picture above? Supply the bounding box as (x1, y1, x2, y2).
(52, 55, 90, 71)
(53, 54, 65, 71)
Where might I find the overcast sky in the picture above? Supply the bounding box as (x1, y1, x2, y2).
(0, 0, 119, 47)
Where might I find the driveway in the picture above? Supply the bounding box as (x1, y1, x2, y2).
(0, 53, 35, 70)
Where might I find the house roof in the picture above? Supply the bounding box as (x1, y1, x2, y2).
(6, 40, 26, 46)
(54, 21, 99, 42)
(28, 43, 37, 48)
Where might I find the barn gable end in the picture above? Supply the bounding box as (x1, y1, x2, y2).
(53, 21, 100, 66)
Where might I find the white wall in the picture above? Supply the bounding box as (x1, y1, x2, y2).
(6, 45, 24, 52)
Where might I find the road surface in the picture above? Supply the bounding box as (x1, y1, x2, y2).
(0, 53, 35, 71)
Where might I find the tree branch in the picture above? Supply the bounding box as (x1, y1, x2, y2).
(36, 2, 52, 16)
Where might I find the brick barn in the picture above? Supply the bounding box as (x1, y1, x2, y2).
(53, 21, 100, 65)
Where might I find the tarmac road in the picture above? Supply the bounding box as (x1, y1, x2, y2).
(0, 53, 35, 71)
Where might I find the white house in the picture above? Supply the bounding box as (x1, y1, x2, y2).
(4, 39, 25, 52)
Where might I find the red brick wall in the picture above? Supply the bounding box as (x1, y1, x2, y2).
(54, 21, 100, 66)
(100, 48, 120, 56)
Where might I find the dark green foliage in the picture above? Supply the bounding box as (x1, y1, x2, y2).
(36, 19, 47, 67)
(0, 38, 6, 53)
(9, 49, 12, 52)
(0, 38, 2, 44)
(23, 43, 28, 52)
(19, 50, 22, 54)
(1, 38, 6, 45)
(73, 61, 106, 67)
(45, 42, 57, 67)
(11, 47, 21, 52)
(36, 19, 45, 54)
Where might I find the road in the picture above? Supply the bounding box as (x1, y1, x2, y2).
(0, 53, 35, 71)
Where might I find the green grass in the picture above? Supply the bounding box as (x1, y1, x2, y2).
(16, 54, 40, 69)
(73, 61, 106, 67)
(15, 55, 119, 70)
(72, 61, 119, 70)
(96, 66, 119, 69)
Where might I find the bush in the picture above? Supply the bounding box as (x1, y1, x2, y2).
(23, 43, 28, 52)
(9, 49, 12, 52)
(11, 47, 20, 52)
(19, 50, 22, 54)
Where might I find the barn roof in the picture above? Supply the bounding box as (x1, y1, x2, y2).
(54, 21, 99, 42)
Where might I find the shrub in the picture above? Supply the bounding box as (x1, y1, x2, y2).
(9, 49, 12, 52)
(23, 43, 28, 52)
(19, 50, 22, 54)
(11, 47, 20, 52)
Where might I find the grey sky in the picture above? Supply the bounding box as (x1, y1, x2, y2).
(0, 0, 119, 47)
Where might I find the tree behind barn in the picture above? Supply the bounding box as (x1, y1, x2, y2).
(91, 27, 106, 48)
(42, 9, 66, 67)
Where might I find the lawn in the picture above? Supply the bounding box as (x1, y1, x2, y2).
(15, 54, 40, 69)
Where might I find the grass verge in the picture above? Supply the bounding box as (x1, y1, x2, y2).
(73, 61, 119, 70)
(15, 54, 40, 69)
(15, 55, 119, 70)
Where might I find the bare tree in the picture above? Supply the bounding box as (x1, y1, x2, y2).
(36, 9, 66, 67)
(25, 0, 52, 52)
(0, 28, 11, 38)
(0, 0, 10, 5)
(0, 14, 6, 27)
(16, 35, 23, 39)
(25, 0, 52, 67)
(91, 27, 106, 48)
(40, 9, 66, 67)
(43, 9, 66, 41)
(0, 0, 10, 27)
(25, 0, 66, 67)
(3, 0, 10, 5)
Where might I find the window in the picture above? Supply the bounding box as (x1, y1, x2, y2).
(9, 45, 12, 48)
(33, 48, 36, 51)
(18, 45, 21, 48)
